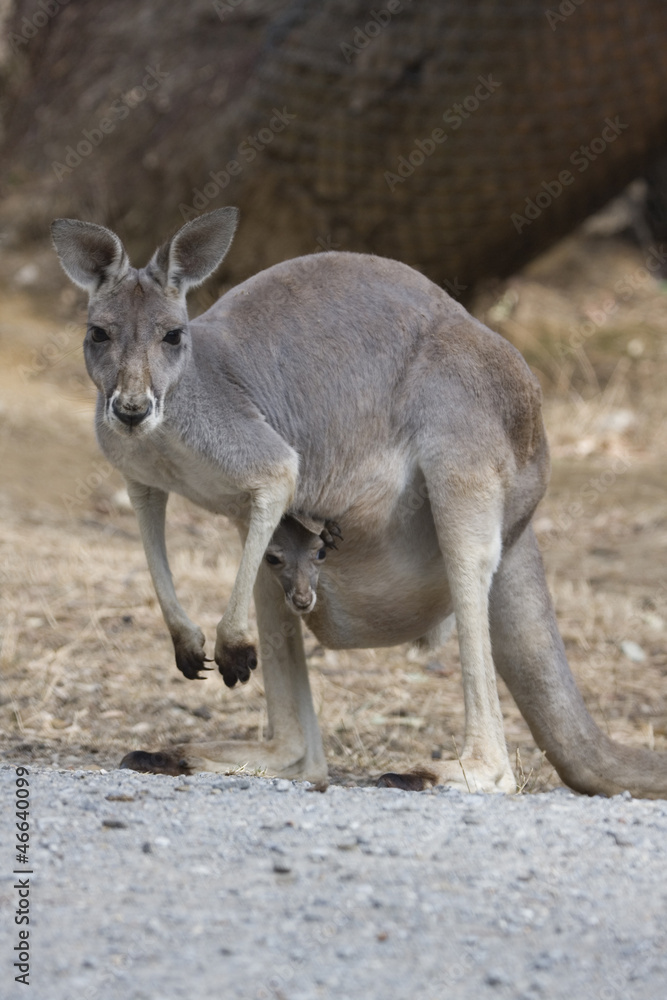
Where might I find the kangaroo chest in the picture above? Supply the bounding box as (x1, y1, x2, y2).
(101, 429, 248, 516)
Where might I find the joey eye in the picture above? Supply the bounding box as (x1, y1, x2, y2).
(316, 547, 327, 561)
(163, 329, 183, 346)
(265, 553, 281, 566)
(89, 326, 109, 343)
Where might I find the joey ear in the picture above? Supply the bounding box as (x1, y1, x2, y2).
(289, 512, 326, 537)
(51, 219, 129, 294)
(148, 207, 239, 295)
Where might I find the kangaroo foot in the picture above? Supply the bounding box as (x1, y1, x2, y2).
(437, 758, 516, 793)
(378, 760, 515, 794)
(119, 750, 192, 775)
(377, 768, 438, 791)
(119, 739, 327, 783)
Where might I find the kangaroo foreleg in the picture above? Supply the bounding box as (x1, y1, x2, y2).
(126, 479, 210, 679)
(215, 477, 295, 687)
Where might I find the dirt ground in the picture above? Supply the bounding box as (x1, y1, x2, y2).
(1, 229, 666, 790)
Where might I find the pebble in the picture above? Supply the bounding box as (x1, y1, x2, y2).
(620, 640, 646, 663)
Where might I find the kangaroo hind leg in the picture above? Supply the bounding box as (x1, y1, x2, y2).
(423, 461, 515, 792)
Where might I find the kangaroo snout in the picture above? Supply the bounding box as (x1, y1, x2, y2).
(110, 391, 155, 429)
(287, 589, 316, 614)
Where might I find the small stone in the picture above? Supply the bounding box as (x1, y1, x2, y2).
(273, 860, 292, 874)
(609, 830, 636, 847)
(102, 818, 127, 829)
(485, 970, 510, 987)
(275, 779, 291, 792)
(192, 705, 212, 720)
(620, 640, 646, 663)
(336, 838, 358, 851)
(336, 945, 356, 959)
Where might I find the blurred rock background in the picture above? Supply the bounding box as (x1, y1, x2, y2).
(2, 0, 667, 306)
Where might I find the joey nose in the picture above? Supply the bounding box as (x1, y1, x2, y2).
(112, 398, 152, 427)
(291, 592, 314, 612)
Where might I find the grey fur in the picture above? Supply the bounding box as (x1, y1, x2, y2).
(51, 208, 667, 796)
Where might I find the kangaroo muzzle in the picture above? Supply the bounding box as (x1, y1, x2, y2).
(109, 389, 156, 430)
(287, 589, 316, 614)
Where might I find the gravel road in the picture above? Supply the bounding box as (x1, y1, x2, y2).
(2, 764, 667, 1000)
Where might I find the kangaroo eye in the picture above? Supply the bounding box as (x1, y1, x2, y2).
(265, 553, 281, 566)
(316, 548, 327, 561)
(163, 329, 183, 346)
(89, 326, 109, 343)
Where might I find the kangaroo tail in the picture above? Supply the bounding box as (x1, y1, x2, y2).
(490, 525, 667, 798)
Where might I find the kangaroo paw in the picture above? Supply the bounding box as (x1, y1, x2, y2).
(321, 520, 343, 548)
(216, 642, 258, 688)
(174, 648, 214, 681)
(172, 628, 211, 680)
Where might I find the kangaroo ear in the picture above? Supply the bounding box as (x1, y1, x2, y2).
(148, 207, 239, 295)
(289, 512, 326, 537)
(51, 219, 129, 294)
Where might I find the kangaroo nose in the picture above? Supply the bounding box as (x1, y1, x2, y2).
(112, 399, 152, 427)
(291, 592, 314, 612)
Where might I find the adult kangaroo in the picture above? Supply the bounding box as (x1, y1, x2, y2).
(52, 208, 667, 797)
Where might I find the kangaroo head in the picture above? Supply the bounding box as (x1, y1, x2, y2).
(265, 517, 330, 615)
(50, 208, 238, 435)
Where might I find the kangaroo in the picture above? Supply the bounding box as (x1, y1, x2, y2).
(265, 515, 340, 615)
(51, 208, 667, 797)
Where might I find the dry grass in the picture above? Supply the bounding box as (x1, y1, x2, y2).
(1, 230, 666, 788)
